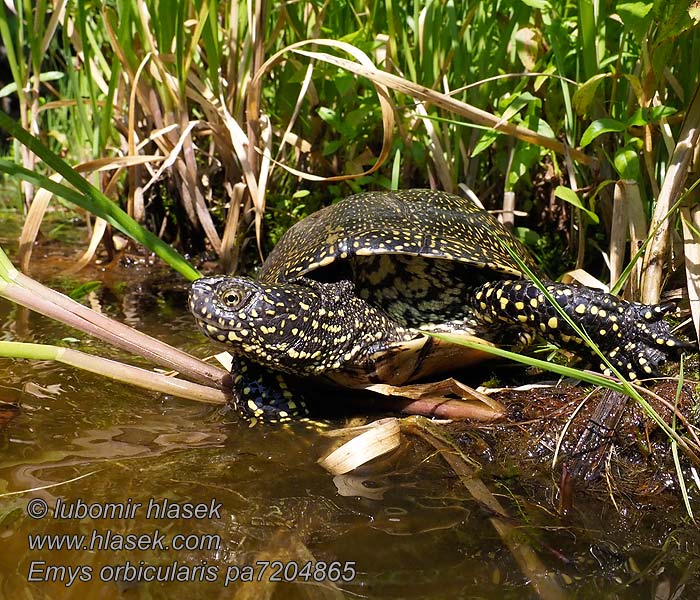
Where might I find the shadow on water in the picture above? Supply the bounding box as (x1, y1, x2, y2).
(0, 235, 699, 599)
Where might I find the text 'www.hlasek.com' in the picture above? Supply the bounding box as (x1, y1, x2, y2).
(25, 497, 357, 587)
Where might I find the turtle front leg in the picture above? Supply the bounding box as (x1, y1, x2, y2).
(469, 280, 693, 380)
(227, 355, 309, 424)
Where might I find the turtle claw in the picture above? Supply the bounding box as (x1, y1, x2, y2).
(606, 304, 694, 379)
(601, 342, 673, 381)
(648, 302, 677, 320)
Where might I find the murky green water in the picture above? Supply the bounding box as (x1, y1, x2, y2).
(1, 227, 699, 599)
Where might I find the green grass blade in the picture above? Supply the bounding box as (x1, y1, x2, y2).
(0, 0, 26, 97)
(428, 332, 625, 392)
(0, 113, 200, 281)
(671, 356, 694, 521)
(578, 0, 598, 80)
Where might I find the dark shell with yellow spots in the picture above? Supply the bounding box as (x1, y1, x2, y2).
(189, 189, 690, 422)
(260, 189, 538, 283)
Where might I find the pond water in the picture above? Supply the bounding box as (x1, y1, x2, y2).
(1, 223, 699, 599)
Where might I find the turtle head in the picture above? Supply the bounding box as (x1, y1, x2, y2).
(189, 276, 402, 375)
(189, 276, 312, 360)
(189, 276, 272, 342)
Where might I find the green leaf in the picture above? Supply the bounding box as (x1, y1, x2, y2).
(536, 117, 556, 139)
(322, 140, 344, 156)
(655, 0, 695, 42)
(617, 2, 654, 42)
(68, 281, 102, 301)
(513, 227, 541, 246)
(317, 107, 338, 126)
(0, 71, 65, 97)
(613, 147, 641, 180)
(390, 148, 401, 191)
(471, 130, 500, 157)
(626, 105, 677, 126)
(619, 0, 654, 18)
(499, 91, 540, 116)
(534, 63, 556, 92)
(520, 0, 551, 9)
(554, 186, 599, 223)
(579, 118, 626, 147)
(572, 73, 611, 116)
(333, 75, 355, 97)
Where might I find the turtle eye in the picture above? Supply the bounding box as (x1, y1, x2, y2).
(222, 289, 243, 307)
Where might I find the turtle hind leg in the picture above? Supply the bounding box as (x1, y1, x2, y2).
(469, 280, 693, 380)
(228, 355, 309, 424)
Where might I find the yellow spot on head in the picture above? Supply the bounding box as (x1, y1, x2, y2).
(547, 317, 558, 329)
